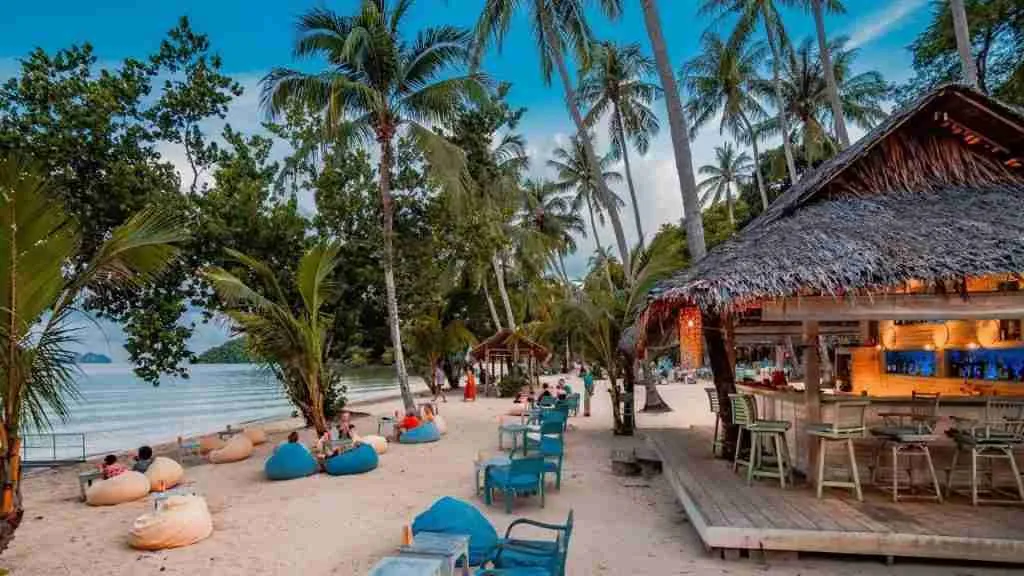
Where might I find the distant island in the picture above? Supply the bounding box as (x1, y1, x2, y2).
(195, 338, 253, 364)
(77, 352, 112, 364)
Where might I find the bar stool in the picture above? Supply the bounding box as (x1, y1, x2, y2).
(704, 387, 723, 457)
(945, 399, 1024, 505)
(807, 400, 870, 501)
(870, 392, 943, 502)
(728, 393, 793, 488)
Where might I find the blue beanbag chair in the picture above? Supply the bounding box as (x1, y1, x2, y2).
(412, 497, 498, 566)
(399, 421, 441, 444)
(324, 443, 378, 476)
(264, 442, 319, 481)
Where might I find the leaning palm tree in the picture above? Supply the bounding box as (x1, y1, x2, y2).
(950, 0, 979, 88)
(682, 34, 770, 210)
(0, 154, 187, 552)
(806, 0, 850, 147)
(262, 1, 487, 413)
(698, 143, 752, 227)
(474, 0, 635, 278)
(578, 41, 661, 248)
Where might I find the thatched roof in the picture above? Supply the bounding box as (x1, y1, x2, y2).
(647, 85, 1024, 314)
(471, 329, 550, 360)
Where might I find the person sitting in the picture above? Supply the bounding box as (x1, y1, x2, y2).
(132, 446, 154, 473)
(555, 379, 568, 400)
(538, 383, 554, 402)
(337, 411, 356, 440)
(394, 410, 421, 441)
(100, 454, 128, 479)
(288, 431, 300, 444)
(421, 404, 436, 422)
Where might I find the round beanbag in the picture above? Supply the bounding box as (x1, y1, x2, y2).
(129, 495, 213, 550)
(208, 434, 253, 464)
(356, 434, 388, 455)
(324, 444, 378, 476)
(399, 421, 441, 444)
(508, 404, 525, 417)
(433, 415, 448, 435)
(264, 443, 319, 480)
(243, 428, 267, 445)
(86, 471, 150, 506)
(145, 457, 184, 491)
(198, 436, 225, 455)
(413, 497, 498, 566)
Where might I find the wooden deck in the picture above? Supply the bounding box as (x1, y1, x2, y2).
(646, 427, 1024, 564)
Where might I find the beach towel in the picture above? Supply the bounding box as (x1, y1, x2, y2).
(145, 457, 184, 491)
(86, 471, 150, 506)
(209, 434, 253, 464)
(324, 443, 378, 476)
(399, 421, 440, 444)
(412, 497, 497, 566)
(129, 495, 213, 550)
(264, 442, 319, 480)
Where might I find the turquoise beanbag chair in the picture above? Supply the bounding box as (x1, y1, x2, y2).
(412, 497, 498, 566)
(264, 442, 319, 481)
(400, 421, 441, 444)
(324, 443, 378, 476)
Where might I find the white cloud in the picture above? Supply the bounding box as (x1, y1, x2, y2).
(845, 0, 928, 49)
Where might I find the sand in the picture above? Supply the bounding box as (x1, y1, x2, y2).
(2, 378, 1017, 575)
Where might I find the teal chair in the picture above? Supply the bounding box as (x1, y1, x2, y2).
(566, 394, 580, 416)
(484, 510, 573, 576)
(537, 395, 556, 408)
(526, 421, 564, 490)
(484, 456, 546, 513)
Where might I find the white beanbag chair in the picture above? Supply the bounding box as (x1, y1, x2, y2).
(432, 415, 448, 435)
(356, 434, 388, 455)
(86, 471, 150, 506)
(208, 434, 253, 464)
(145, 457, 184, 491)
(508, 404, 525, 416)
(199, 436, 225, 455)
(129, 495, 213, 550)
(243, 428, 267, 445)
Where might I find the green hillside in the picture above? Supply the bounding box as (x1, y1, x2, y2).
(195, 338, 253, 364)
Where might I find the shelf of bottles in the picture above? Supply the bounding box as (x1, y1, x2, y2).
(884, 350, 937, 377)
(948, 348, 1024, 382)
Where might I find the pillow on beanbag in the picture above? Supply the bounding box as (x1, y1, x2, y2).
(145, 457, 184, 491)
(86, 471, 151, 506)
(433, 415, 448, 435)
(209, 434, 253, 464)
(199, 436, 225, 455)
(243, 428, 267, 445)
(399, 421, 440, 444)
(412, 497, 498, 566)
(265, 442, 319, 480)
(355, 434, 388, 455)
(324, 443, 378, 476)
(129, 495, 213, 550)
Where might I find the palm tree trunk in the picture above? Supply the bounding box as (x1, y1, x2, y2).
(557, 252, 571, 287)
(309, 374, 328, 436)
(739, 111, 769, 211)
(763, 6, 800, 184)
(491, 252, 516, 331)
(726, 187, 735, 227)
(1, 193, 23, 552)
(585, 197, 615, 291)
(483, 281, 503, 332)
(640, 0, 706, 261)
(613, 107, 645, 250)
(378, 135, 416, 414)
(539, 12, 632, 279)
(950, 0, 978, 89)
(811, 0, 849, 148)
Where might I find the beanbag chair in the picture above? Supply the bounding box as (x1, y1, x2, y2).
(324, 443, 378, 476)
(129, 495, 213, 550)
(399, 421, 440, 444)
(412, 497, 498, 566)
(243, 428, 267, 445)
(209, 434, 253, 464)
(198, 436, 225, 455)
(356, 434, 388, 455)
(508, 404, 525, 417)
(86, 471, 150, 506)
(433, 415, 448, 435)
(264, 442, 319, 480)
(145, 457, 184, 491)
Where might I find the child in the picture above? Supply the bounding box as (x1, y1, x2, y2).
(100, 454, 127, 479)
(132, 445, 154, 473)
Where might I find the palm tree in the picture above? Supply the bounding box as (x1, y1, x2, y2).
(639, 0, 708, 261)
(404, 315, 476, 396)
(578, 41, 661, 249)
(484, 132, 529, 331)
(807, 0, 850, 148)
(474, 0, 635, 279)
(518, 179, 585, 286)
(203, 243, 345, 436)
(950, 0, 979, 88)
(0, 154, 186, 552)
(262, 2, 487, 413)
(700, 0, 801, 184)
(698, 143, 752, 227)
(682, 34, 770, 210)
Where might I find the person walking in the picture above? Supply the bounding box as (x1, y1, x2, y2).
(583, 366, 595, 417)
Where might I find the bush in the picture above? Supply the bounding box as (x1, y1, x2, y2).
(345, 345, 369, 368)
(380, 347, 395, 366)
(497, 372, 528, 398)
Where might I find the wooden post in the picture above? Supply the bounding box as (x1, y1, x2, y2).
(803, 320, 821, 484)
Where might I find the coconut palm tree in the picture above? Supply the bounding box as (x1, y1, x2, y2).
(682, 34, 770, 210)
(0, 154, 187, 552)
(404, 315, 476, 396)
(807, 0, 850, 147)
(262, 1, 487, 413)
(950, 0, 979, 88)
(518, 179, 585, 286)
(474, 0, 635, 279)
(578, 41, 661, 249)
(700, 0, 801, 184)
(639, 0, 708, 261)
(698, 143, 752, 227)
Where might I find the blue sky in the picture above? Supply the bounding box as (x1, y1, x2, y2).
(1, 0, 934, 360)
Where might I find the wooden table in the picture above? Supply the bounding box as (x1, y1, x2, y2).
(368, 556, 444, 576)
(77, 470, 102, 501)
(498, 423, 530, 455)
(474, 454, 511, 495)
(399, 532, 470, 576)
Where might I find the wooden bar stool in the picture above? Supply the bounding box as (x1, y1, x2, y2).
(704, 387, 723, 457)
(728, 394, 793, 488)
(870, 391, 943, 502)
(807, 400, 870, 501)
(945, 399, 1024, 505)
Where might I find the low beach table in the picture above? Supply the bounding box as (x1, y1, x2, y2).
(475, 454, 511, 495)
(368, 556, 444, 576)
(498, 422, 530, 455)
(399, 532, 471, 576)
(77, 470, 102, 501)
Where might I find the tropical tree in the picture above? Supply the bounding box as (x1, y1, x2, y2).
(0, 155, 187, 552)
(951, 0, 979, 88)
(517, 179, 585, 287)
(474, 0, 635, 278)
(578, 41, 661, 248)
(806, 0, 850, 148)
(404, 315, 476, 396)
(262, 1, 487, 412)
(682, 34, 770, 210)
(639, 0, 708, 261)
(698, 143, 752, 227)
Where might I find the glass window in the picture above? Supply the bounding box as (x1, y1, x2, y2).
(884, 350, 936, 377)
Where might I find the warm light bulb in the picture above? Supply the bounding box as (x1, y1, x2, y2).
(967, 342, 979, 350)
(686, 320, 695, 328)
(924, 344, 934, 351)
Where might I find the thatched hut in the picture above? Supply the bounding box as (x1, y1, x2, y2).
(472, 329, 550, 392)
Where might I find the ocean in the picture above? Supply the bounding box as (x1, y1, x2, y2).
(24, 364, 421, 459)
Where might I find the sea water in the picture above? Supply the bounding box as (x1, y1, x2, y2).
(25, 364, 421, 458)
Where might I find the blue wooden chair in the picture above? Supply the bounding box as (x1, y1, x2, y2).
(525, 421, 564, 490)
(483, 510, 573, 576)
(537, 395, 556, 408)
(484, 456, 546, 513)
(566, 393, 580, 416)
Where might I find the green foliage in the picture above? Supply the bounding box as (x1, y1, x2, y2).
(195, 338, 253, 364)
(345, 346, 371, 369)
(498, 370, 529, 398)
(404, 315, 477, 393)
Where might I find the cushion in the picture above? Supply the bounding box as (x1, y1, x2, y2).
(128, 495, 213, 550)
(86, 471, 150, 506)
(357, 434, 388, 455)
(243, 428, 268, 445)
(486, 466, 539, 489)
(209, 434, 254, 464)
(264, 443, 319, 480)
(412, 497, 498, 566)
(324, 443, 378, 476)
(198, 436, 225, 455)
(433, 415, 448, 435)
(400, 421, 441, 444)
(145, 457, 184, 491)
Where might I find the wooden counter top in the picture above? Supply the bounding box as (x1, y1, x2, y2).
(734, 383, 1024, 405)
